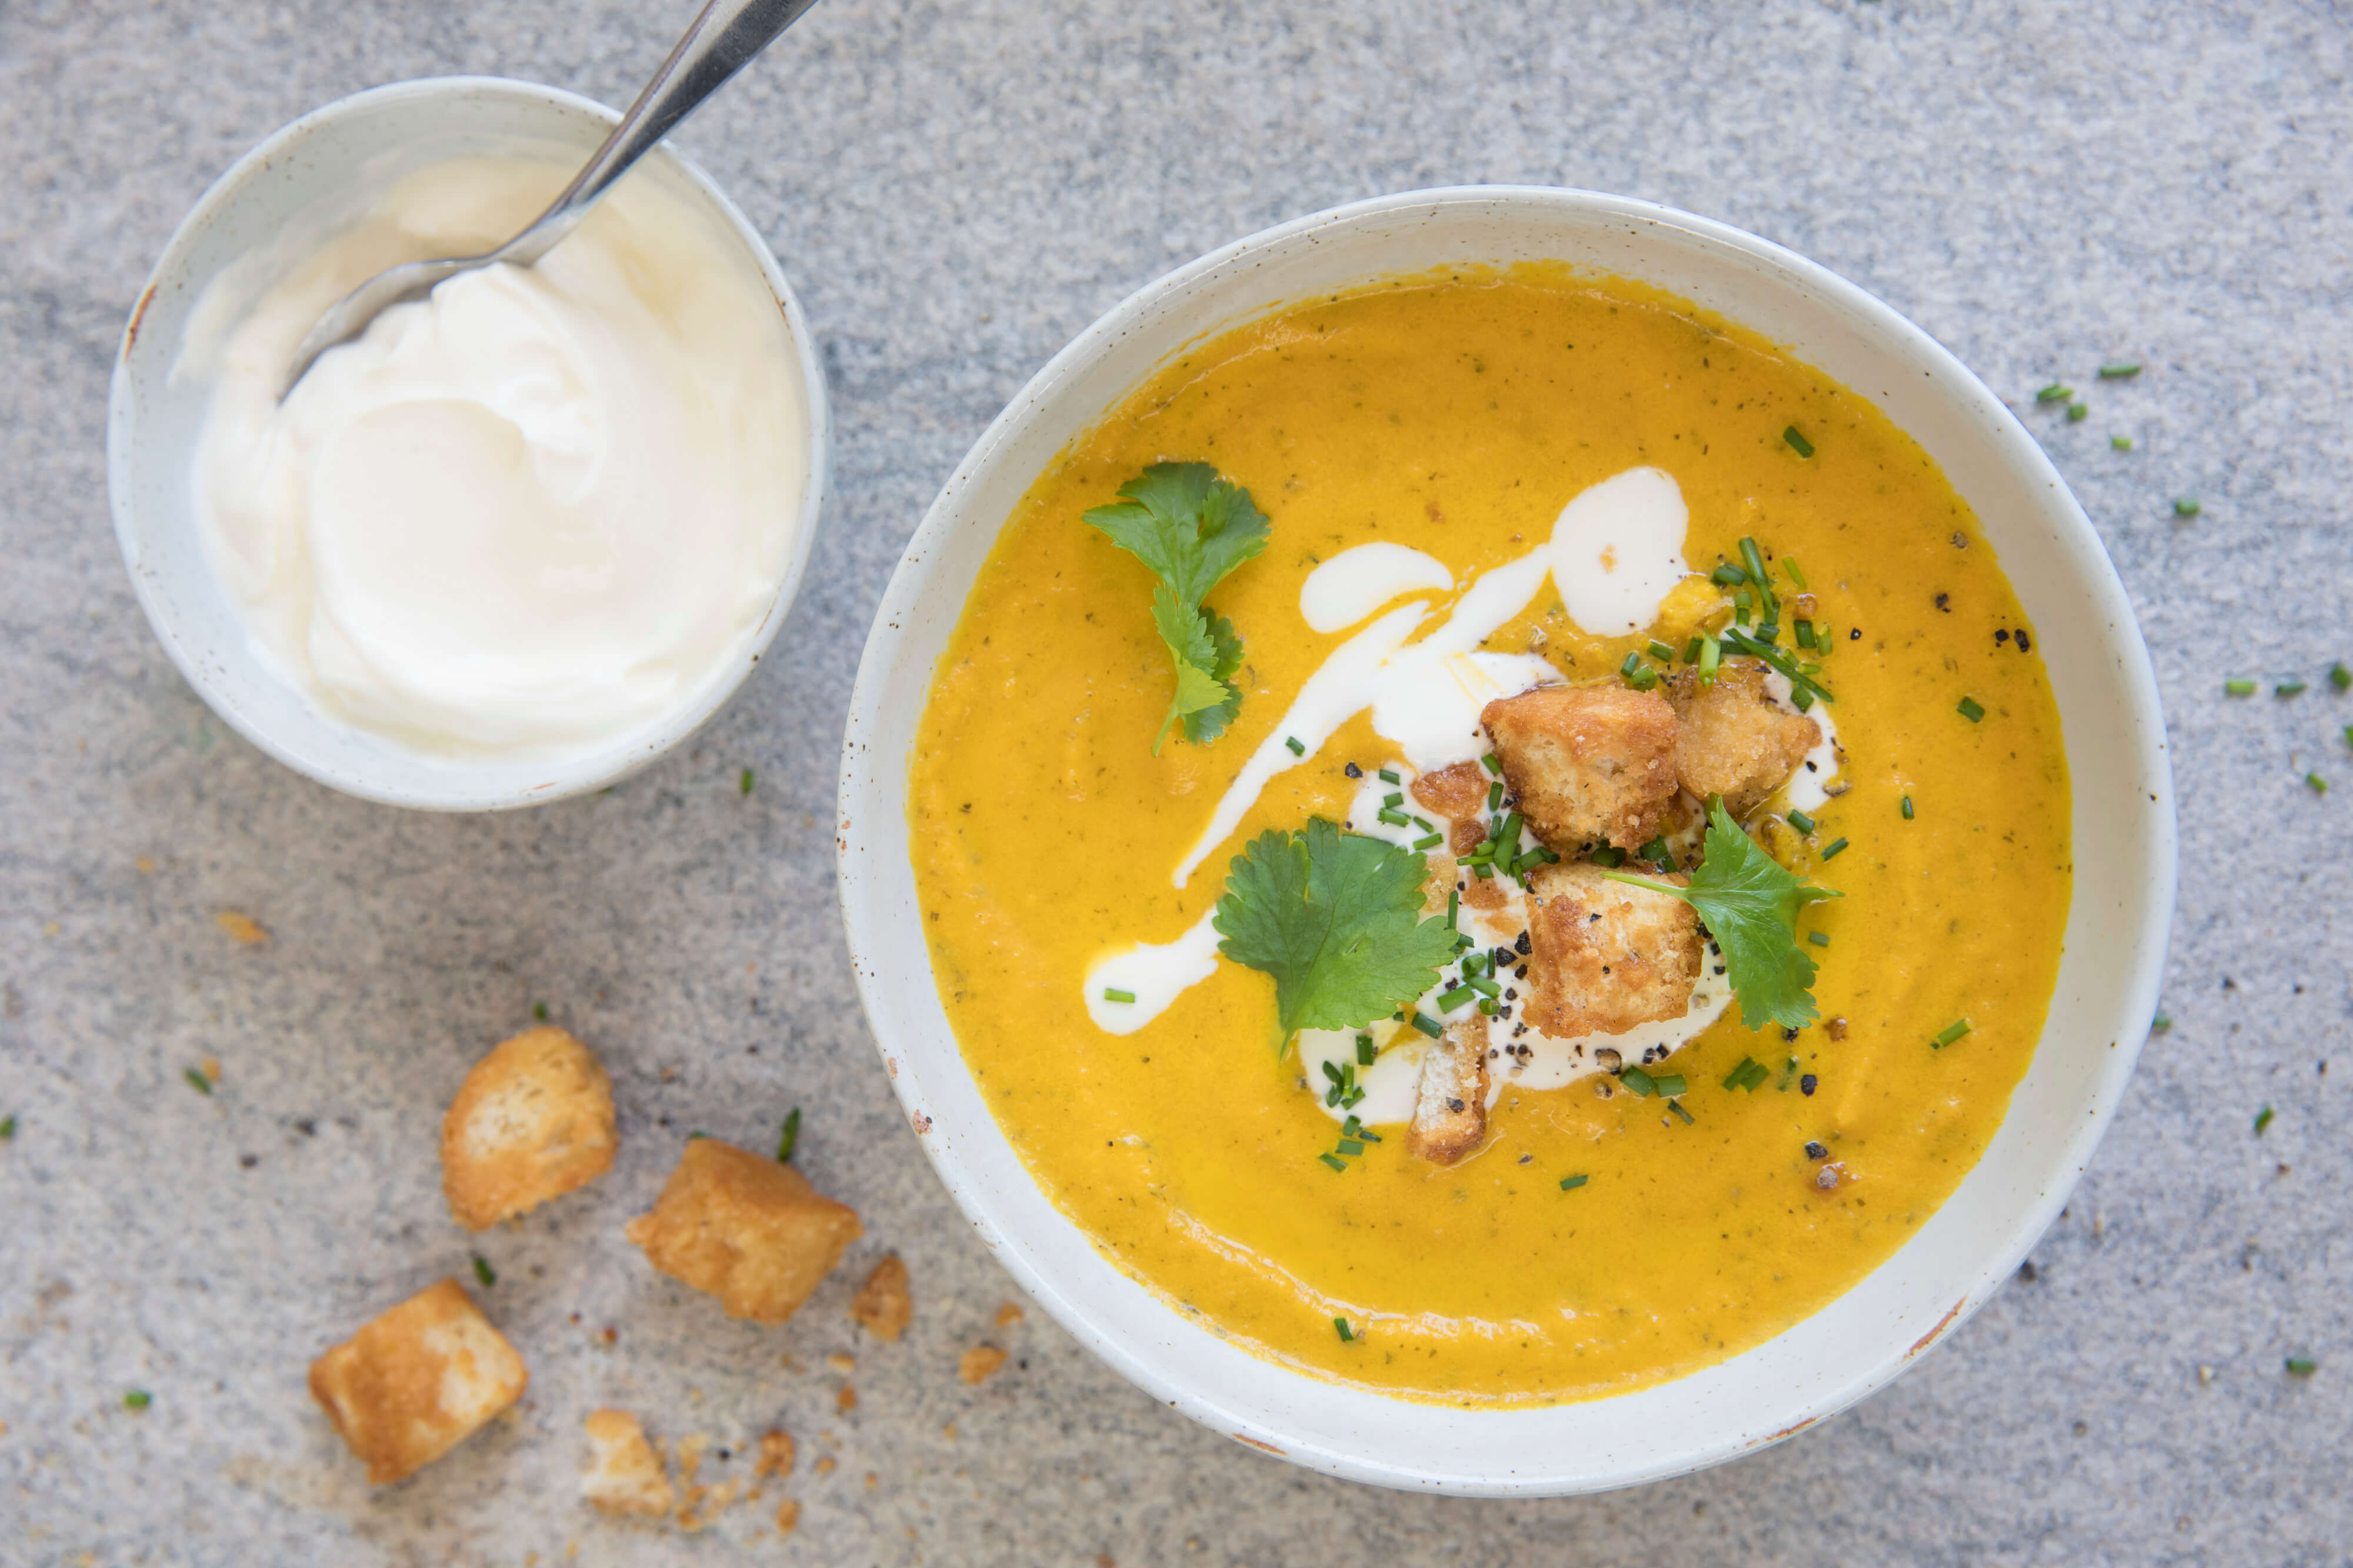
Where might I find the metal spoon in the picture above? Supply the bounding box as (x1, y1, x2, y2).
(280, 0, 822, 399)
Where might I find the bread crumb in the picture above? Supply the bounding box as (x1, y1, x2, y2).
(441, 1027, 618, 1230)
(216, 912, 268, 945)
(135, 857, 155, 875)
(308, 1279, 526, 1484)
(942, 1422, 958, 1440)
(826, 1353, 856, 1373)
(755, 1429, 795, 1479)
(852, 1255, 913, 1341)
(775, 1499, 801, 1536)
(864, 1471, 878, 1490)
(678, 1477, 740, 1533)
(625, 1139, 862, 1322)
(959, 1345, 1009, 1385)
(836, 1384, 857, 1412)
(814, 1455, 836, 1476)
(202, 1056, 222, 1084)
(994, 1302, 1024, 1329)
(580, 1409, 672, 1516)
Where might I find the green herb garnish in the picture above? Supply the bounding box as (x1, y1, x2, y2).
(2098, 363, 2141, 379)
(2174, 498, 2201, 518)
(1102, 987, 1136, 1003)
(2067, 402, 2088, 423)
(2329, 662, 2350, 692)
(1214, 819, 1458, 1053)
(1782, 426, 1814, 458)
(739, 767, 755, 795)
(2035, 384, 2073, 403)
(2255, 1105, 2275, 1135)
(1820, 837, 1849, 860)
(2308, 773, 2330, 796)
(1932, 1018, 1972, 1049)
(2225, 679, 2256, 696)
(1559, 1173, 1589, 1191)
(776, 1106, 802, 1162)
(2277, 680, 2308, 698)
(1084, 462, 1269, 752)
(1318, 1152, 1348, 1172)
(2111, 434, 2135, 450)
(1901, 795, 1915, 820)
(184, 1067, 212, 1096)
(1334, 1316, 1355, 1340)
(1957, 695, 1985, 722)
(2285, 1356, 2317, 1377)
(533, 1001, 548, 1022)
(472, 1254, 496, 1287)
(124, 1389, 152, 1410)
(0, 1116, 15, 1140)
(1605, 799, 1842, 1030)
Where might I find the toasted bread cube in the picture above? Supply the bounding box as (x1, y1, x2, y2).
(959, 1345, 1009, 1384)
(852, 1254, 914, 1342)
(1405, 1019, 1490, 1165)
(441, 1026, 618, 1232)
(581, 1409, 674, 1517)
(1481, 683, 1679, 851)
(308, 1279, 526, 1485)
(625, 1139, 863, 1324)
(1523, 861, 1702, 1036)
(1667, 659, 1821, 818)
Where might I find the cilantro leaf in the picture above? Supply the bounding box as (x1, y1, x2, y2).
(1084, 462, 1268, 752)
(1213, 818, 1459, 1049)
(1605, 798, 1843, 1031)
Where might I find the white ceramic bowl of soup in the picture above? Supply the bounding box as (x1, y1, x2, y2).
(108, 77, 828, 811)
(838, 186, 2174, 1494)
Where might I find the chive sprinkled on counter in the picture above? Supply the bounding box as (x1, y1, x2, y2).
(2224, 679, 2256, 696)
(2111, 433, 2134, 450)
(1931, 1018, 1972, 1049)
(0, 1116, 14, 1140)
(2035, 384, 2072, 403)
(1782, 425, 1814, 458)
(2150, 1014, 2172, 1033)
(739, 767, 754, 795)
(184, 1067, 212, 1096)
(776, 1106, 802, 1162)
(2254, 1105, 2275, 1135)
(2277, 680, 2308, 698)
(472, 1254, 496, 1287)
(1559, 1173, 1588, 1191)
(2098, 363, 2141, 379)
(2067, 402, 2088, 422)
(2285, 1356, 2317, 1377)
(1957, 695, 1985, 722)
(2331, 662, 2351, 692)
(2174, 498, 2201, 518)
(1102, 987, 1136, 1003)
(533, 1001, 548, 1022)
(2308, 773, 2329, 796)
(124, 1389, 152, 1410)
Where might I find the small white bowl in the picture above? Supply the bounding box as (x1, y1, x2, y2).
(839, 188, 2176, 1494)
(108, 77, 828, 811)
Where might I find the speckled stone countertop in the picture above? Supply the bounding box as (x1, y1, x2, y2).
(4, 1, 2348, 1563)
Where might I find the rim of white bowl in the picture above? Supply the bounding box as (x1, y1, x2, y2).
(838, 184, 2176, 1494)
(106, 75, 830, 812)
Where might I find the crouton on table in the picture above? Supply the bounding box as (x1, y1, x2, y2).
(1481, 683, 1679, 851)
(626, 1139, 863, 1323)
(1666, 659, 1821, 818)
(308, 1278, 526, 1484)
(1522, 860, 1703, 1037)
(581, 1409, 674, 1516)
(1405, 1018, 1490, 1165)
(441, 1025, 617, 1231)
(852, 1254, 913, 1342)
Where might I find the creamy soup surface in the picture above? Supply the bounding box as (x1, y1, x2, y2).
(909, 264, 2071, 1404)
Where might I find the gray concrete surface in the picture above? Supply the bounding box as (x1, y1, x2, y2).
(4, 0, 2349, 1562)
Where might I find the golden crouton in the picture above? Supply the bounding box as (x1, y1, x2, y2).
(581, 1409, 674, 1517)
(1405, 1019, 1489, 1165)
(852, 1255, 913, 1342)
(625, 1139, 863, 1323)
(1409, 759, 1492, 852)
(1666, 659, 1821, 818)
(1522, 861, 1702, 1036)
(308, 1279, 527, 1485)
(1481, 684, 1680, 851)
(441, 1026, 617, 1232)
(959, 1345, 1009, 1384)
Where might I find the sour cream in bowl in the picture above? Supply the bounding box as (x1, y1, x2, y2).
(109, 77, 826, 809)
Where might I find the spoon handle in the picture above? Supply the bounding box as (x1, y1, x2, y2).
(499, 0, 823, 268)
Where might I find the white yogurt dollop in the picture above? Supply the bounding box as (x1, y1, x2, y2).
(184, 156, 808, 758)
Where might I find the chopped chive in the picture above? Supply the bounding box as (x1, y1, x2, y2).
(1957, 695, 1986, 722)
(739, 768, 755, 795)
(1321, 1060, 1345, 1086)
(1591, 846, 1625, 868)
(1787, 809, 1817, 834)
(1337, 1139, 1366, 1156)
(1377, 808, 1410, 827)
(1720, 626, 1832, 705)
(1625, 663, 1659, 692)
(1697, 636, 1722, 683)
(124, 1389, 152, 1410)
(1901, 795, 1915, 820)
(1382, 790, 1404, 808)
(1559, 1173, 1589, 1191)
(1740, 1060, 1772, 1091)
(1653, 1073, 1687, 1097)
(1410, 1013, 1444, 1039)
(2254, 1105, 2274, 1136)
(1285, 735, 1305, 756)
(1318, 1153, 1348, 1172)
(533, 1001, 548, 1022)
(1667, 1099, 1695, 1125)
(1334, 1316, 1354, 1341)
(1413, 832, 1445, 852)
(2067, 402, 2088, 423)
(1931, 1018, 1972, 1049)
(2174, 498, 2201, 518)
(1819, 838, 1849, 859)
(776, 1106, 801, 1162)
(1776, 1056, 1799, 1091)
(2331, 662, 2351, 692)
(1711, 562, 1748, 587)
(1619, 650, 1643, 679)
(2224, 679, 2256, 696)
(2345, 725, 2353, 748)
(2277, 680, 2308, 698)
(184, 1067, 212, 1096)
(1722, 1057, 1760, 1091)
(2111, 434, 2135, 451)
(1784, 558, 1808, 589)
(1357, 1035, 1376, 1066)
(1436, 985, 1476, 1011)
(1782, 425, 1814, 458)
(1648, 639, 1677, 662)
(2098, 363, 2141, 379)
(2285, 1356, 2317, 1377)
(1102, 987, 1136, 1004)
(2308, 773, 2330, 796)
(0, 1116, 14, 1140)
(1734, 589, 1754, 620)
(2150, 1015, 2172, 1033)
(1794, 619, 1817, 649)
(2035, 383, 2072, 403)
(1682, 635, 1705, 663)
(1487, 780, 1504, 810)
(1464, 975, 1501, 1000)
(1808, 930, 1831, 948)
(1741, 539, 1776, 608)
(1619, 1066, 1656, 1096)
(472, 1254, 496, 1287)
(1412, 815, 1434, 832)
(1479, 753, 1501, 776)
